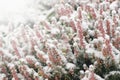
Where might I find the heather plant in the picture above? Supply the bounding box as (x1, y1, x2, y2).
(0, 0, 120, 80)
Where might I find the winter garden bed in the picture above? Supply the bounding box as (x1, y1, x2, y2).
(0, 0, 120, 80)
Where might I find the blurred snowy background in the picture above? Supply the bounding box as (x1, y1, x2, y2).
(0, 0, 61, 34)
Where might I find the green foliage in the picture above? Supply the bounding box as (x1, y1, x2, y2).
(105, 71, 120, 80)
(95, 58, 118, 78)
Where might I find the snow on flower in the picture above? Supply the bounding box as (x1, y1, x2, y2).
(0, 0, 119, 80)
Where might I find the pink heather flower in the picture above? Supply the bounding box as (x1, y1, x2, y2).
(69, 19, 76, 32)
(90, 8, 96, 19)
(34, 25, 43, 40)
(1, 67, 7, 75)
(89, 72, 95, 80)
(2, 77, 7, 80)
(77, 20, 85, 48)
(57, 3, 65, 16)
(65, 3, 73, 17)
(42, 21, 51, 30)
(61, 33, 69, 43)
(99, 5, 103, 15)
(11, 40, 21, 58)
(36, 53, 46, 63)
(102, 46, 108, 57)
(20, 67, 32, 80)
(9, 65, 19, 80)
(106, 19, 111, 35)
(21, 26, 28, 43)
(48, 48, 62, 65)
(48, 49, 55, 64)
(77, 7, 82, 20)
(26, 56, 37, 66)
(111, 24, 115, 37)
(11, 69, 19, 80)
(0, 50, 4, 56)
(21, 65, 27, 73)
(38, 67, 45, 76)
(34, 77, 39, 80)
(97, 19, 105, 38)
(35, 29, 43, 39)
(105, 0, 109, 2)
(113, 15, 118, 27)
(26, 58, 34, 65)
(30, 38, 37, 52)
(23, 71, 32, 80)
(85, 5, 88, 12)
(86, 5, 91, 12)
(105, 39, 114, 59)
(56, 3, 73, 17)
(113, 37, 120, 49)
(52, 48, 62, 65)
